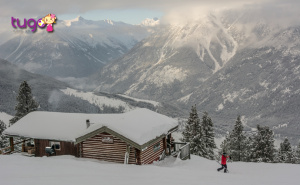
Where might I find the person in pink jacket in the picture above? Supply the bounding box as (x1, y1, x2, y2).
(42, 14, 56, 32)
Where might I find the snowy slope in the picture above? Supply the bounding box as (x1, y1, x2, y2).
(0, 112, 13, 126)
(0, 58, 183, 120)
(61, 88, 136, 112)
(0, 58, 100, 116)
(0, 154, 299, 185)
(117, 94, 160, 106)
(61, 88, 162, 111)
(60, 88, 185, 118)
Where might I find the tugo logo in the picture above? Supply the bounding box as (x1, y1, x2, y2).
(11, 14, 57, 32)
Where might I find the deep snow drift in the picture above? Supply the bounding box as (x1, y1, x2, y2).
(0, 154, 298, 185)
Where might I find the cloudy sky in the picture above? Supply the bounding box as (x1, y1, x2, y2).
(0, 0, 299, 24)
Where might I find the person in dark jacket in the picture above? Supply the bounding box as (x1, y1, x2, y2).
(217, 153, 231, 173)
(50, 144, 56, 156)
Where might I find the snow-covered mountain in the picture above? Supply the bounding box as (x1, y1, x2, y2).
(0, 58, 184, 120)
(139, 17, 160, 27)
(87, 8, 300, 143)
(139, 17, 160, 33)
(0, 58, 102, 115)
(0, 16, 150, 78)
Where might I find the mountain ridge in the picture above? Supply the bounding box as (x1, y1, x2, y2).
(85, 8, 300, 144)
(0, 16, 150, 78)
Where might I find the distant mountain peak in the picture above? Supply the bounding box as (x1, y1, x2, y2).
(61, 15, 87, 26)
(139, 18, 160, 27)
(103, 19, 114, 25)
(77, 15, 85, 21)
(70, 15, 85, 22)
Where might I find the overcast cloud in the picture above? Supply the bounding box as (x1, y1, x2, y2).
(0, 0, 299, 16)
(0, 0, 299, 24)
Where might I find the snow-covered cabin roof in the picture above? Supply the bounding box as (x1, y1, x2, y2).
(4, 108, 178, 146)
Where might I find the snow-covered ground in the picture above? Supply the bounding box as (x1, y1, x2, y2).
(0, 154, 298, 185)
(60, 88, 160, 112)
(117, 94, 160, 106)
(0, 112, 13, 126)
(61, 88, 136, 112)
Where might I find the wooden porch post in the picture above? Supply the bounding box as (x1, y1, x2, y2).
(10, 137, 14, 152)
(135, 148, 141, 165)
(163, 137, 167, 154)
(22, 139, 26, 152)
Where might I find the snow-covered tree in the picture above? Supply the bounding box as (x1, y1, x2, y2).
(227, 115, 247, 161)
(296, 142, 300, 164)
(182, 105, 196, 143)
(9, 81, 39, 125)
(277, 138, 298, 164)
(0, 120, 9, 149)
(251, 125, 275, 162)
(182, 105, 207, 158)
(280, 138, 292, 153)
(274, 149, 283, 163)
(220, 134, 230, 154)
(277, 138, 292, 162)
(201, 111, 216, 160)
(287, 147, 297, 164)
(243, 136, 254, 162)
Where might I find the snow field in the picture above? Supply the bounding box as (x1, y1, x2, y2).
(0, 154, 299, 185)
(60, 88, 136, 112)
(117, 94, 160, 106)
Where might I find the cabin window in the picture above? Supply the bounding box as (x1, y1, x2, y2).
(153, 143, 160, 152)
(49, 141, 61, 150)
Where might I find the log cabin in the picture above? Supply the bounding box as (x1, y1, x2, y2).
(3, 108, 179, 165)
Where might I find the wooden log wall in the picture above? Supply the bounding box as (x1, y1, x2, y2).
(81, 132, 136, 164)
(34, 139, 78, 157)
(140, 139, 164, 165)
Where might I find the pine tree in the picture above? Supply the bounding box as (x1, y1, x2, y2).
(296, 142, 300, 164)
(251, 125, 275, 162)
(243, 136, 253, 162)
(274, 148, 284, 163)
(279, 138, 291, 162)
(190, 122, 207, 158)
(182, 105, 207, 158)
(277, 138, 296, 163)
(0, 120, 9, 149)
(228, 116, 247, 161)
(287, 147, 297, 164)
(280, 138, 292, 153)
(201, 111, 216, 160)
(220, 134, 230, 154)
(182, 105, 196, 144)
(9, 81, 39, 125)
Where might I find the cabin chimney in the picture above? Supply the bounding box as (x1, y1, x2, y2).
(86, 119, 90, 128)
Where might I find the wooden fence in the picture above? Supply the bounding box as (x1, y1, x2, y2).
(0, 137, 30, 155)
